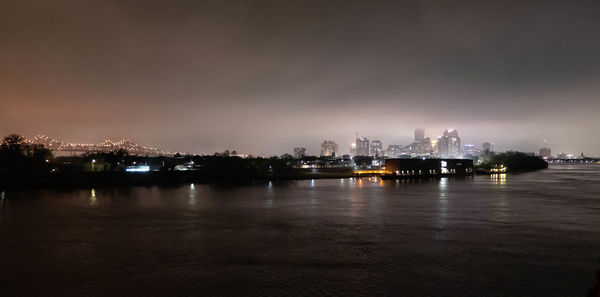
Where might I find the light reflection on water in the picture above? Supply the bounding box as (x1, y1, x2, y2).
(188, 183, 196, 206)
(490, 173, 507, 185)
(437, 177, 449, 229)
(89, 189, 97, 206)
(490, 174, 509, 220)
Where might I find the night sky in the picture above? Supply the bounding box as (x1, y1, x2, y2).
(1, 0, 599, 155)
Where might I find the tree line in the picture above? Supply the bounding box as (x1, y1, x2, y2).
(0, 134, 52, 173)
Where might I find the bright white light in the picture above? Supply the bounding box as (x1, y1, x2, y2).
(126, 166, 150, 172)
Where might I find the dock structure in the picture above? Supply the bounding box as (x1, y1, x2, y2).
(354, 158, 474, 179)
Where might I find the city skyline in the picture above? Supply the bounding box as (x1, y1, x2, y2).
(1, 1, 600, 156)
(15, 129, 594, 159)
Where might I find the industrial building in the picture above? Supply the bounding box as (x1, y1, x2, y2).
(382, 158, 474, 178)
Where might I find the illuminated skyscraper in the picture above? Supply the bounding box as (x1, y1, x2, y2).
(386, 144, 403, 157)
(430, 138, 438, 155)
(320, 140, 338, 157)
(356, 137, 369, 156)
(370, 140, 383, 157)
(349, 142, 357, 156)
(437, 129, 461, 157)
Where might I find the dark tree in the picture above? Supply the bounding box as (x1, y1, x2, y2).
(0, 134, 53, 172)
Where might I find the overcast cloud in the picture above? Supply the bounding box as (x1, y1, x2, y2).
(1, 0, 599, 155)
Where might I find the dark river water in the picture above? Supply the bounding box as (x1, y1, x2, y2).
(1, 165, 600, 296)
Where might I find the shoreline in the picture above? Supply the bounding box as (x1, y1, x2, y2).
(0, 168, 549, 190)
(0, 169, 357, 190)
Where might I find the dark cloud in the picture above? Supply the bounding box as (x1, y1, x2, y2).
(1, 0, 599, 155)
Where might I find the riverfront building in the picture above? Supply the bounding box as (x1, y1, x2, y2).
(384, 158, 474, 177)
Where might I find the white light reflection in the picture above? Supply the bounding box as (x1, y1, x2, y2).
(437, 178, 448, 229)
(189, 183, 196, 205)
(311, 179, 315, 187)
(266, 181, 274, 207)
(89, 189, 97, 206)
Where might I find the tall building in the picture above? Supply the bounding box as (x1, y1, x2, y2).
(370, 140, 383, 157)
(349, 142, 357, 156)
(430, 138, 438, 155)
(356, 137, 369, 156)
(386, 145, 403, 157)
(482, 142, 493, 152)
(437, 129, 461, 157)
(463, 144, 475, 156)
(414, 128, 425, 142)
(294, 147, 307, 159)
(410, 137, 431, 155)
(320, 140, 338, 157)
(539, 147, 551, 158)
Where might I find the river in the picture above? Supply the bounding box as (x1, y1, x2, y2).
(1, 165, 599, 296)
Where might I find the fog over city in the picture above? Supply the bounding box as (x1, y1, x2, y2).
(1, 0, 599, 155)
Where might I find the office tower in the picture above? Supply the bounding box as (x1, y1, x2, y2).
(370, 140, 383, 157)
(349, 142, 357, 156)
(539, 147, 551, 158)
(430, 138, 438, 155)
(414, 128, 425, 142)
(386, 144, 403, 157)
(320, 140, 338, 157)
(437, 129, 461, 157)
(294, 147, 307, 159)
(411, 137, 431, 155)
(356, 137, 369, 156)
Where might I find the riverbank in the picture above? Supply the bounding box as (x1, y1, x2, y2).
(0, 168, 355, 190)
